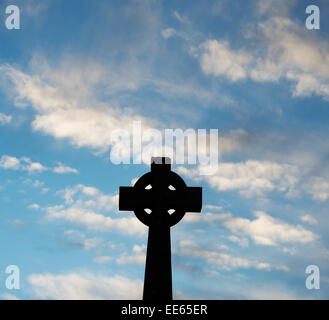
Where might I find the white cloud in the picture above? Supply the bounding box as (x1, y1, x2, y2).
(28, 204, 40, 210)
(177, 240, 271, 271)
(41, 188, 49, 194)
(33, 180, 44, 188)
(178, 160, 300, 198)
(276, 265, 290, 273)
(161, 28, 176, 39)
(28, 272, 142, 299)
(94, 256, 112, 264)
(179, 157, 329, 202)
(173, 11, 189, 24)
(24, 159, 47, 173)
(256, 0, 297, 17)
(53, 163, 78, 174)
(307, 177, 329, 202)
(12, 219, 24, 228)
(282, 247, 297, 255)
(196, 16, 329, 100)
(116, 253, 145, 265)
(64, 230, 103, 251)
(63, 229, 117, 252)
(0, 155, 20, 170)
(46, 206, 145, 237)
(45, 184, 146, 237)
(183, 212, 230, 224)
(203, 204, 223, 211)
(219, 129, 248, 155)
(228, 235, 249, 248)
(0, 155, 47, 173)
(0, 64, 78, 111)
(0, 113, 12, 125)
(0, 60, 154, 154)
(58, 184, 118, 210)
(116, 244, 146, 265)
(301, 214, 317, 225)
(32, 107, 151, 153)
(251, 17, 329, 97)
(1, 293, 20, 300)
(131, 177, 138, 186)
(222, 211, 316, 246)
(0, 54, 233, 161)
(247, 285, 300, 300)
(199, 40, 251, 81)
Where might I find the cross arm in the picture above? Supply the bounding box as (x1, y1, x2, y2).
(166, 187, 202, 213)
(120, 186, 202, 213)
(119, 186, 150, 211)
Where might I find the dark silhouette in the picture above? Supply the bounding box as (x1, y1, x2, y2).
(119, 157, 202, 301)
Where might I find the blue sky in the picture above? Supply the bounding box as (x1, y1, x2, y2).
(0, 0, 329, 299)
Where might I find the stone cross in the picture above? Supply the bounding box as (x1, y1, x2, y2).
(119, 157, 202, 301)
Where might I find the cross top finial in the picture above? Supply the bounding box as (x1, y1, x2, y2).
(151, 157, 171, 172)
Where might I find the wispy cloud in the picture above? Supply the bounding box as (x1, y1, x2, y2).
(53, 163, 78, 174)
(178, 160, 300, 198)
(0, 61, 154, 153)
(178, 158, 329, 202)
(173, 11, 190, 24)
(177, 240, 273, 271)
(1, 293, 20, 300)
(301, 214, 318, 225)
(198, 40, 251, 82)
(0, 155, 78, 175)
(44, 184, 146, 237)
(222, 211, 316, 246)
(63, 230, 110, 251)
(93, 256, 112, 264)
(194, 15, 329, 100)
(116, 245, 146, 265)
(161, 28, 176, 39)
(0, 155, 47, 173)
(28, 203, 40, 210)
(0, 113, 12, 125)
(28, 272, 142, 300)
